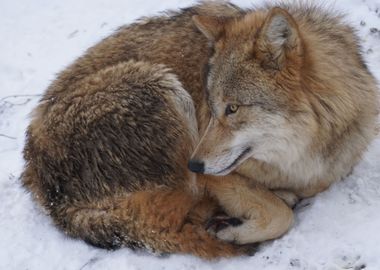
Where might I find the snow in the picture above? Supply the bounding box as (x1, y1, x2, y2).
(0, 0, 379, 269)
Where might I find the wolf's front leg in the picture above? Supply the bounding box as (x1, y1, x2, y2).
(200, 174, 294, 244)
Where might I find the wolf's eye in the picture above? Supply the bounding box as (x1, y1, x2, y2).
(225, 104, 239, 116)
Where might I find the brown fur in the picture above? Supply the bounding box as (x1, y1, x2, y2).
(22, 2, 258, 258)
(190, 2, 378, 243)
(22, 1, 378, 256)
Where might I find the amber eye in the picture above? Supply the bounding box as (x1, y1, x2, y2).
(225, 104, 239, 116)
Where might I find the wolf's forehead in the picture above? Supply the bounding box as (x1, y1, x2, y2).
(210, 68, 260, 104)
(223, 87, 261, 104)
(208, 79, 257, 104)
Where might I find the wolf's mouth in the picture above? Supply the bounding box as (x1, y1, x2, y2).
(216, 147, 252, 175)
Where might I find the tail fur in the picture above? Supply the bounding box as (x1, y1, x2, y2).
(57, 189, 244, 259)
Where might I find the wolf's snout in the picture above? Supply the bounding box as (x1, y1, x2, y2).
(188, 159, 205, 173)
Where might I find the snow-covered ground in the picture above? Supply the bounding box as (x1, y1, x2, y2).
(0, 0, 379, 269)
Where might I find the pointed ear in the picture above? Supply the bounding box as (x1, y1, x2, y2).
(258, 8, 302, 69)
(192, 15, 228, 41)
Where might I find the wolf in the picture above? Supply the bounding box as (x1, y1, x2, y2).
(189, 3, 379, 243)
(22, 2, 292, 258)
(22, 0, 378, 258)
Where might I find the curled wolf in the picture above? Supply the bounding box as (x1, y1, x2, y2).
(22, 1, 378, 258)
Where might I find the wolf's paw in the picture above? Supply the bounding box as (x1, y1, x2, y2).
(209, 218, 258, 245)
(214, 223, 247, 243)
(206, 215, 242, 234)
(206, 215, 253, 244)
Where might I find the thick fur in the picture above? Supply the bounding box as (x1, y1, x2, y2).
(22, 2, 262, 258)
(22, 0, 378, 256)
(190, 2, 379, 243)
(23, 59, 251, 257)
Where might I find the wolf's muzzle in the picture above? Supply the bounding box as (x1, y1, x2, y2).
(188, 159, 205, 173)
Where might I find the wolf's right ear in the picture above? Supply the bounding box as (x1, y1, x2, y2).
(257, 8, 303, 70)
(192, 15, 227, 41)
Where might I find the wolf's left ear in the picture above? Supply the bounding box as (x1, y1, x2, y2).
(192, 15, 228, 41)
(258, 8, 303, 70)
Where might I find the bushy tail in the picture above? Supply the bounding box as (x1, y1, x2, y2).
(56, 189, 245, 259)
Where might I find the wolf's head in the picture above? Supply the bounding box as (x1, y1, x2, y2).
(189, 7, 317, 175)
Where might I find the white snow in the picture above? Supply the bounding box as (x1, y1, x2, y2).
(0, 0, 379, 269)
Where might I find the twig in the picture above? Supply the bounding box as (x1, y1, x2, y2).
(0, 133, 16, 140)
(79, 257, 100, 270)
(3, 99, 32, 106)
(0, 94, 42, 102)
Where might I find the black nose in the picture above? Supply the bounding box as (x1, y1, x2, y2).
(188, 159, 205, 173)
